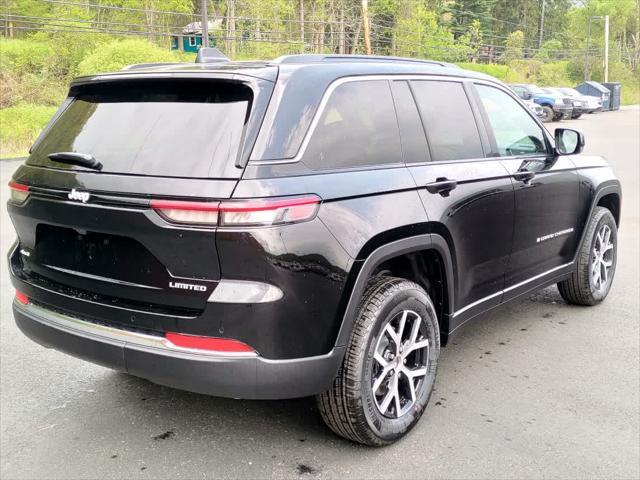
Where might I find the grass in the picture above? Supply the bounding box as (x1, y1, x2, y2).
(0, 103, 57, 158)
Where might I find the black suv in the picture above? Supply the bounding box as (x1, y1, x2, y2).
(7, 53, 621, 446)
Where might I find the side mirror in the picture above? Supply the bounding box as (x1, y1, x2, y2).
(555, 128, 584, 155)
(522, 92, 533, 100)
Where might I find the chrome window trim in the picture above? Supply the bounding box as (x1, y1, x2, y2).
(248, 74, 476, 166)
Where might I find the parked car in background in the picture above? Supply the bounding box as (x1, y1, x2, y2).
(523, 98, 545, 119)
(509, 83, 572, 122)
(542, 88, 586, 119)
(557, 87, 602, 113)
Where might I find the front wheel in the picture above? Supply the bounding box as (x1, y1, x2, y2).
(540, 105, 554, 123)
(317, 277, 440, 446)
(558, 207, 617, 305)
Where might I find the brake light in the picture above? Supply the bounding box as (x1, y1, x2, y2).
(165, 332, 254, 353)
(15, 291, 29, 305)
(8, 181, 29, 204)
(149, 199, 220, 225)
(150, 195, 321, 227)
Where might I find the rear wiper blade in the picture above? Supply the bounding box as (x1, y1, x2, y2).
(47, 152, 103, 171)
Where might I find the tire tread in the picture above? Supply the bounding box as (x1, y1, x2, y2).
(558, 206, 616, 306)
(317, 276, 435, 446)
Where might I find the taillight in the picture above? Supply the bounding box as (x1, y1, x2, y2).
(164, 332, 254, 353)
(8, 181, 29, 204)
(149, 199, 220, 225)
(15, 291, 29, 305)
(150, 195, 321, 227)
(219, 195, 321, 226)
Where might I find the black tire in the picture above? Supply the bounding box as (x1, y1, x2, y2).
(541, 105, 554, 123)
(317, 276, 440, 446)
(552, 113, 562, 122)
(558, 207, 617, 306)
(572, 113, 582, 119)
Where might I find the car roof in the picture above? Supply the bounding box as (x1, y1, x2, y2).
(73, 54, 497, 85)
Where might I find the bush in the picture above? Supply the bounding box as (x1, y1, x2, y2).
(0, 71, 68, 109)
(0, 38, 54, 77)
(78, 38, 190, 75)
(0, 103, 57, 158)
(457, 62, 528, 83)
(0, 38, 69, 108)
(608, 62, 640, 105)
(536, 61, 573, 86)
(457, 63, 510, 80)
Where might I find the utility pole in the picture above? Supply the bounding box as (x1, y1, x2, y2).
(362, 0, 372, 55)
(538, 0, 545, 49)
(299, 0, 305, 54)
(604, 15, 610, 82)
(201, 0, 209, 48)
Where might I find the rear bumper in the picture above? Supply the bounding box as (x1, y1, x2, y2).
(13, 300, 344, 400)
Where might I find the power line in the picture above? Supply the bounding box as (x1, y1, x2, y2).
(40, 0, 196, 18)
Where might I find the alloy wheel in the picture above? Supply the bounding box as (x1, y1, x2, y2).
(591, 224, 614, 292)
(371, 310, 429, 418)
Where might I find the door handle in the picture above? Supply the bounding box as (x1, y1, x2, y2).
(513, 171, 536, 183)
(426, 178, 458, 196)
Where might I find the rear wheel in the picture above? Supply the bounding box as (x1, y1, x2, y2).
(558, 207, 617, 305)
(317, 276, 440, 446)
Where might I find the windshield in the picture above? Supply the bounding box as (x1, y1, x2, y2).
(28, 79, 253, 178)
(560, 88, 579, 97)
(528, 85, 545, 94)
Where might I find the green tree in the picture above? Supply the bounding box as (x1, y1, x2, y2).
(535, 38, 563, 60)
(502, 30, 525, 62)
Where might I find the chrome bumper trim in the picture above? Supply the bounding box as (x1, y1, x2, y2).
(16, 301, 258, 358)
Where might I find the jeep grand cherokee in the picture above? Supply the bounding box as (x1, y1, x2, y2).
(7, 51, 621, 446)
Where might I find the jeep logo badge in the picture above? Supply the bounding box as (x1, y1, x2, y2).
(68, 188, 90, 203)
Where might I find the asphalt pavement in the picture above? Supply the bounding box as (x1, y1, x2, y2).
(1, 106, 639, 479)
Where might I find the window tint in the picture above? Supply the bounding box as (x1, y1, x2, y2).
(410, 81, 483, 161)
(28, 80, 252, 178)
(390, 81, 430, 163)
(476, 84, 548, 157)
(302, 80, 402, 170)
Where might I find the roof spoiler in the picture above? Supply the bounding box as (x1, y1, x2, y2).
(122, 62, 182, 71)
(195, 47, 230, 64)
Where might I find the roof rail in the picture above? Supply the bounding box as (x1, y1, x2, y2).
(122, 62, 182, 71)
(273, 54, 452, 67)
(195, 47, 229, 64)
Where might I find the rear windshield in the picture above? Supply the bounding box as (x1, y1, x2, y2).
(28, 79, 253, 178)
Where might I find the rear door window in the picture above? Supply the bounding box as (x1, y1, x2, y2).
(410, 80, 484, 161)
(390, 80, 430, 163)
(28, 80, 253, 178)
(302, 80, 402, 170)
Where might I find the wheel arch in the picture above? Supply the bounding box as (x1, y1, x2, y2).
(334, 233, 456, 350)
(575, 182, 622, 261)
(597, 192, 620, 226)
